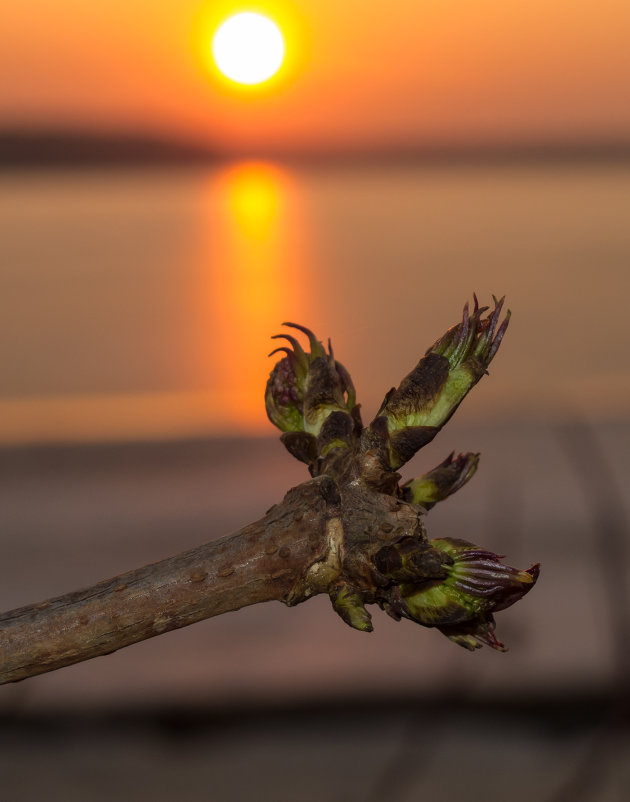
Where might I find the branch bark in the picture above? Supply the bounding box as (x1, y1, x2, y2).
(0, 479, 331, 684)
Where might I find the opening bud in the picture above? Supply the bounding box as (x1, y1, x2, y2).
(399, 537, 539, 651)
(401, 452, 480, 509)
(369, 296, 510, 470)
(266, 323, 357, 436)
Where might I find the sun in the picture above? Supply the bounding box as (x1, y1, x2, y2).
(212, 12, 285, 86)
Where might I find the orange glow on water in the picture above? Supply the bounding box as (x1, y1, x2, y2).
(0, 163, 309, 444)
(198, 161, 306, 429)
(226, 162, 283, 237)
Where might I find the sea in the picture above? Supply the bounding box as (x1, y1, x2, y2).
(1, 159, 629, 443)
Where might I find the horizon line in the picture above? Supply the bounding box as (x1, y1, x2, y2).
(3, 128, 630, 168)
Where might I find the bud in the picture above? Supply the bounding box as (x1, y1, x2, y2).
(396, 537, 539, 651)
(401, 452, 479, 509)
(330, 584, 373, 632)
(369, 296, 510, 469)
(373, 536, 447, 584)
(265, 323, 356, 436)
(265, 331, 309, 433)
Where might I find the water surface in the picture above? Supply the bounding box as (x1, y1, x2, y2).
(2, 162, 628, 442)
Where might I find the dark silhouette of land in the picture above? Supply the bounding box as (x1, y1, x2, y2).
(0, 130, 215, 169)
(2, 128, 630, 169)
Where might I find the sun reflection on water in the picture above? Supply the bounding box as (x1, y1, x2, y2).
(200, 161, 306, 430)
(0, 163, 307, 443)
(225, 161, 283, 239)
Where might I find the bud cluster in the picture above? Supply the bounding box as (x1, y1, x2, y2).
(374, 536, 539, 651)
(265, 297, 539, 652)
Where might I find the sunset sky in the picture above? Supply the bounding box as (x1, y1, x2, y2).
(3, 0, 630, 153)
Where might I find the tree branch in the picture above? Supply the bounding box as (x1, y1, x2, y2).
(0, 479, 330, 684)
(0, 298, 540, 685)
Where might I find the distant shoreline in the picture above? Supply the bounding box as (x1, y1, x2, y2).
(3, 130, 630, 169)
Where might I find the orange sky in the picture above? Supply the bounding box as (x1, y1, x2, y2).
(2, 0, 630, 152)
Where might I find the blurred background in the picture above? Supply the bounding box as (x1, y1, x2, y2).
(1, 1, 630, 799)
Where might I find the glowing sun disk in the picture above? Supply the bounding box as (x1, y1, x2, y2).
(212, 12, 285, 86)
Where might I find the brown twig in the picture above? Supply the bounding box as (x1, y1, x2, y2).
(0, 299, 538, 685)
(0, 479, 330, 684)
